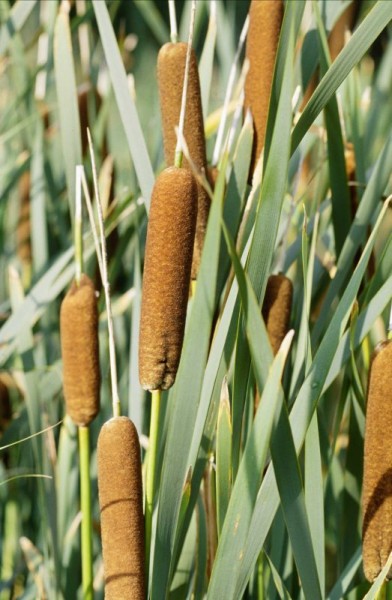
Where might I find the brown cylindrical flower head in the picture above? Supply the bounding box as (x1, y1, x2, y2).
(60, 274, 100, 426)
(139, 166, 197, 391)
(157, 41, 210, 279)
(262, 274, 293, 355)
(244, 0, 284, 178)
(362, 340, 392, 582)
(17, 171, 32, 265)
(97, 416, 145, 600)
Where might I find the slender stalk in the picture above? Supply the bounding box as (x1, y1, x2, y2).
(145, 389, 162, 579)
(168, 0, 178, 44)
(174, 0, 197, 168)
(87, 129, 121, 418)
(388, 303, 392, 340)
(74, 166, 93, 600)
(79, 426, 93, 600)
(74, 166, 83, 285)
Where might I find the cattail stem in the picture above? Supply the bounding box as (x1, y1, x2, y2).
(168, 0, 178, 44)
(75, 166, 84, 285)
(79, 426, 93, 600)
(87, 128, 120, 418)
(145, 389, 162, 578)
(174, 0, 197, 169)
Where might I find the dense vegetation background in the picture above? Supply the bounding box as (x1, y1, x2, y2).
(0, 0, 391, 598)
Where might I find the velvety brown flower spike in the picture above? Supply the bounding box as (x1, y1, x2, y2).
(60, 273, 100, 426)
(139, 166, 197, 391)
(362, 340, 392, 582)
(97, 416, 145, 599)
(158, 41, 210, 279)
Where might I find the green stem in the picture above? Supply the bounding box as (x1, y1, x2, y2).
(145, 389, 162, 583)
(74, 210, 83, 286)
(79, 426, 93, 600)
(174, 149, 183, 169)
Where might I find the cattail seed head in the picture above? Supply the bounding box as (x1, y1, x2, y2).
(17, 171, 32, 265)
(157, 41, 210, 279)
(139, 167, 197, 391)
(60, 274, 100, 426)
(244, 0, 284, 178)
(362, 340, 392, 582)
(262, 274, 293, 355)
(97, 416, 145, 599)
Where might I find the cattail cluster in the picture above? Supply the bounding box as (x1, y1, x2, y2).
(97, 416, 145, 599)
(362, 340, 392, 582)
(157, 41, 209, 279)
(60, 274, 100, 426)
(139, 166, 197, 391)
(244, 0, 284, 178)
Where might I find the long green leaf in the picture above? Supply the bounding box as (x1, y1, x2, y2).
(54, 10, 82, 220)
(292, 0, 392, 153)
(92, 0, 154, 207)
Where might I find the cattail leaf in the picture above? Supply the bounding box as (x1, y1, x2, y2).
(92, 0, 154, 207)
(312, 132, 392, 343)
(0, 0, 37, 55)
(199, 4, 217, 122)
(305, 412, 325, 592)
(291, 0, 392, 153)
(264, 551, 293, 600)
(54, 10, 82, 221)
(221, 220, 322, 599)
(234, 197, 392, 599)
(194, 495, 208, 599)
(327, 547, 362, 600)
(312, 0, 352, 258)
(208, 232, 294, 599)
(216, 380, 232, 537)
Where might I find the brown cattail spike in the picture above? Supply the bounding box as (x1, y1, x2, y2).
(244, 0, 284, 178)
(362, 340, 392, 582)
(262, 274, 293, 355)
(97, 416, 145, 599)
(139, 167, 197, 391)
(157, 42, 210, 279)
(60, 274, 100, 426)
(17, 171, 32, 265)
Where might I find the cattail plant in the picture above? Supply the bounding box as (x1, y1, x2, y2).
(82, 134, 145, 598)
(60, 273, 100, 427)
(157, 39, 209, 279)
(262, 274, 293, 356)
(244, 0, 284, 178)
(97, 416, 145, 599)
(139, 166, 197, 391)
(362, 340, 392, 582)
